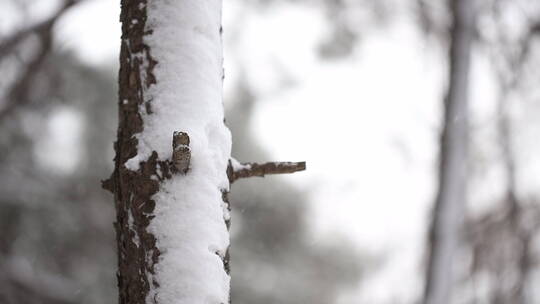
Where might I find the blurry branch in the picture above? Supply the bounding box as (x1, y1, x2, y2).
(516, 20, 540, 73)
(0, 0, 80, 120)
(458, 3, 540, 302)
(487, 1, 540, 87)
(0, 33, 52, 120)
(227, 159, 306, 183)
(466, 199, 540, 303)
(471, 7, 540, 302)
(414, 0, 449, 42)
(493, 102, 532, 304)
(490, 81, 530, 303)
(489, 0, 540, 195)
(416, 0, 432, 35)
(0, 0, 77, 58)
(102, 154, 306, 193)
(416, 0, 440, 38)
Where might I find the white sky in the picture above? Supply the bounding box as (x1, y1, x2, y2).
(44, 0, 538, 302)
(35, 106, 84, 173)
(56, 0, 121, 64)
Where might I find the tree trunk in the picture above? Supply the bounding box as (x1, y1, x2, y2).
(108, 0, 231, 303)
(423, 0, 475, 303)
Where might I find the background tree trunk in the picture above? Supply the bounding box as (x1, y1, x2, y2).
(423, 0, 476, 303)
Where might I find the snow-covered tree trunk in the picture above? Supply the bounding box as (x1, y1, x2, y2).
(107, 0, 232, 303)
(423, 0, 476, 303)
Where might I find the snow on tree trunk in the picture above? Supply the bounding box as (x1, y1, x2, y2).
(110, 0, 231, 303)
(423, 0, 476, 303)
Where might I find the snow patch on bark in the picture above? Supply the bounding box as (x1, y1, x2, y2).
(128, 0, 232, 303)
(230, 157, 251, 171)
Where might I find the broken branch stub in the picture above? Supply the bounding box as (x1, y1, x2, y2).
(228, 160, 306, 183)
(172, 131, 191, 174)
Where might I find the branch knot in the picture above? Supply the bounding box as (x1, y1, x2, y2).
(172, 131, 190, 174)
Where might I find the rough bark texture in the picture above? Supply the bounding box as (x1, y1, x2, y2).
(107, 2, 305, 303)
(108, 1, 233, 303)
(423, 0, 475, 303)
(111, 1, 164, 303)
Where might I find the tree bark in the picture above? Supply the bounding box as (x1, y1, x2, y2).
(423, 0, 476, 303)
(108, 2, 305, 303)
(112, 1, 162, 303)
(110, 1, 231, 303)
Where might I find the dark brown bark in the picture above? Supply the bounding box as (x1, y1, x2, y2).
(108, 2, 305, 303)
(109, 2, 234, 303)
(110, 1, 163, 303)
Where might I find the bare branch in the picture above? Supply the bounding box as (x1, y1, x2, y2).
(0, 0, 77, 59)
(0, 0, 80, 120)
(227, 159, 306, 183)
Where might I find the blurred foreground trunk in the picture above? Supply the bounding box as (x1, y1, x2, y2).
(423, 0, 475, 303)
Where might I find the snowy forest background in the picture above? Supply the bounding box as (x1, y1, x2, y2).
(1, 0, 540, 303)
